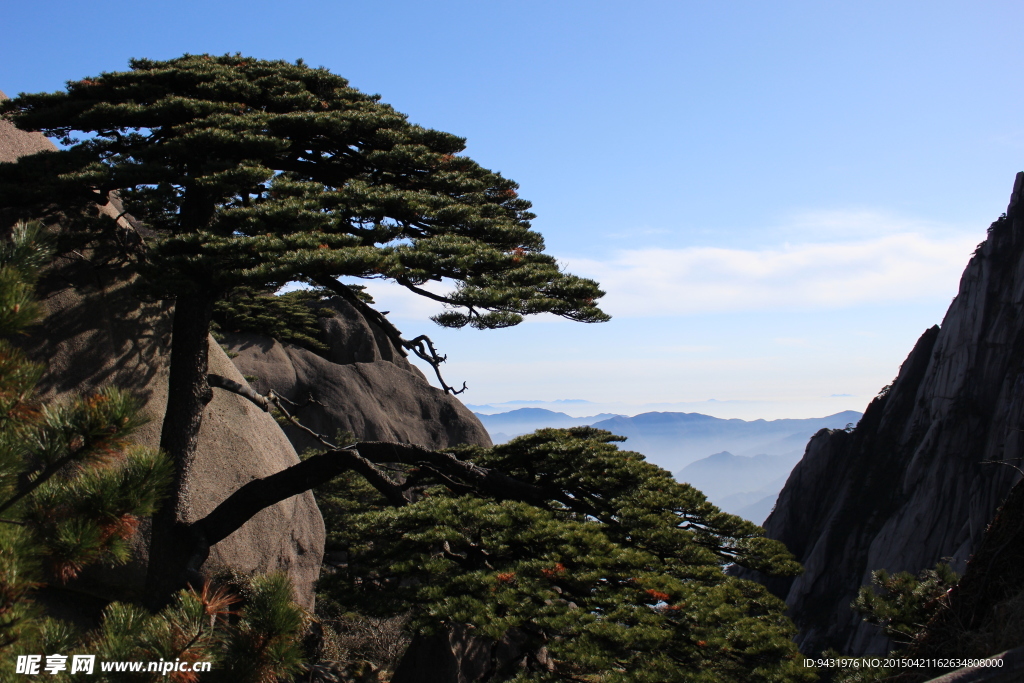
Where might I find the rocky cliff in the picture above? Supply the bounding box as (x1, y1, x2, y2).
(748, 174, 1024, 656)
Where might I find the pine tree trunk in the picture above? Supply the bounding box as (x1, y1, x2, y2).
(144, 291, 215, 607)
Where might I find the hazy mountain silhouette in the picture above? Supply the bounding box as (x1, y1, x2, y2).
(474, 408, 623, 443)
(475, 408, 862, 477)
(676, 451, 801, 523)
(590, 411, 862, 471)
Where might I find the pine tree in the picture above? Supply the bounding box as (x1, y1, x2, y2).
(852, 562, 959, 646)
(1, 58, 813, 681)
(316, 428, 813, 682)
(0, 54, 609, 604)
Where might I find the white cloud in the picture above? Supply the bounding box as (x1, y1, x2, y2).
(565, 230, 981, 317)
(318, 212, 984, 323)
(778, 209, 970, 241)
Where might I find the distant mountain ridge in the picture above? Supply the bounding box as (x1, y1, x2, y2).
(677, 451, 804, 523)
(475, 408, 862, 474)
(473, 408, 623, 443)
(589, 410, 862, 471)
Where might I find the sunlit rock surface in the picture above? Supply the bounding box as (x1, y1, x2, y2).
(224, 297, 492, 452)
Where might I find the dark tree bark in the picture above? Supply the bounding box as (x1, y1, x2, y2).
(144, 290, 215, 606)
(194, 448, 406, 550)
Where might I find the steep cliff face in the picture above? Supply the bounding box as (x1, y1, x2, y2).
(751, 174, 1024, 656)
(224, 296, 492, 452)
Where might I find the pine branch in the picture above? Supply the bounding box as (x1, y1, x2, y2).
(210, 373, 576, 513)
(194, 447, 410, 549)
(353, 441, 549, 504)
(203, 370, 553, 525)
(207, 373, 334, 445)
(191, 437, 555, 560)
(395, 277, 459, 306)
(211, 368, 549, 503)
(207, 374, 270, 411)
(0, 446, 86, 516)
(403, 335, 467, 395)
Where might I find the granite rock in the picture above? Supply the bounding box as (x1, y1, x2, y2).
(224, 297, 492, 452)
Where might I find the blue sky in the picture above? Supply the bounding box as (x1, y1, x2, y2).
(4, 1, 1023, 419)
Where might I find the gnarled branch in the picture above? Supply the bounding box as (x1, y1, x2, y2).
(194, 448, 409, 550)
(354, 441, 549, 504)
(190, 438, 553, 558)
(207, 373, 340, 451)
(310, 275, 467, 394)
(207, 374, 270, 411)
(205, 373, 546, 502)
(184, 436, 559, 579)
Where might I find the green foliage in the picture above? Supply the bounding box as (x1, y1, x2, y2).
(852, 562, 959, 645)
(38, 573, 305, 683)
(212, 284, 376, 355)
(212, 286, 335, 354)
(25, 437, 173, 580)
(823, 562, 960, 682)
(317, 428, 813, 682)
(71, 586, 231, 682)
(215, 574, 308, 682)
(0, 54, 608, 328)
(0, 223, 49, 337)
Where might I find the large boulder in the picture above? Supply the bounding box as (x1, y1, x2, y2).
(745, 174, 1024, 656)
(224, 297, 492, 452)
(0, 90, 52, 162)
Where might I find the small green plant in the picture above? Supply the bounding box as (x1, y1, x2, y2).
(853, 561, 959, 645)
